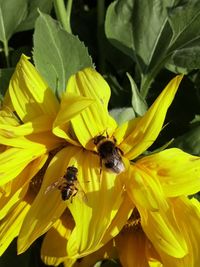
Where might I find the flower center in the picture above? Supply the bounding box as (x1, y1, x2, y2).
(124, 207, 142, 231)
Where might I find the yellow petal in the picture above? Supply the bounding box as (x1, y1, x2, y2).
(70, 240, 117, 267)
(149, 261, 163, 267)
(0, 200, 30, 256)
(17, 146, 81, 254)
(158, 197, 200, 267)
(117, 75, 183, 160)
(139, 205, 188, 258)
(137, 148, 200, 197)
(102, 193, 133, 245)
(126, 164, 168, 211)
(41, 211, 74, 266)
(0, 146, 46, 185)
(66, 150, 130, 258)
(9, 54, 59, 122)
(0, 106, 19, 126)
(0, 154, 47, 220)
(53, 92, 95, 145)
(116, 227, 149, 267)
(0, 115, 54, 138)
(67, 67, 117, 149)
(0, 128, 61, 149)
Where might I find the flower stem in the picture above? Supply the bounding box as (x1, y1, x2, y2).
(97, 0, 105, 73)
(3, 39, 10, 67)
(53, 0, 73, 33)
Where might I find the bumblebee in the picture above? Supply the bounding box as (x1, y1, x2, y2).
(45, 166, 79, 202)
(94, 134, 125, 174)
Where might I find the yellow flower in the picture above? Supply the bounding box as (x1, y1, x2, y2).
(17, 68, 133, 258)
(0, 54, 95, 255)
(2, 55, 200, 267)
(72, 197, 200, 267)
(17, 62, 200, 266)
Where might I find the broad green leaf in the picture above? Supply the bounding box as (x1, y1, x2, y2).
(0, 0, 27, 42)
(167, 0, 200, 70)
(33, 12, 93, 97)
(168, 0, 200, 49)
(105, 0, 174, 97)
(128, 0, 174, 97)
(168, 47, 200, 71)
(105, 0, 200, 98)
(16, 0, 53, 32)
(109, 107, 135, 126)
(105, 0, 135, 59)
(130, 0, 174, 73)
(172, 125, 200, 156)
(126, 73, 147, 116)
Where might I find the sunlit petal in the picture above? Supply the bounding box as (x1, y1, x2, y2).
(0, 200, 30, 256)
(138, 148, 200, 197)
(117, 75, 183, 160)
(67, 67, 117, 149)
(53, 92, 95, 145)
(0, 115, 54, 137)
(66, 150, 131, 258)
(126, 165, 168, 211)
(9, 54, 59, 122)
(139, 205, 188, 258)
(17, 146, 81, 254)
(0, 154, 47, 220)
(0, 106, 19, 126)
(71, 240, 117, 267)
(0, 146, 46, 185)
(158, 197, 200, 267)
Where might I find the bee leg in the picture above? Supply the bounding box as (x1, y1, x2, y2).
(70, 188, 78, 203)
(117, 147, 124, 156)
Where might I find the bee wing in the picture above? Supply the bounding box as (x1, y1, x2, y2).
(45, 177, 65, 194)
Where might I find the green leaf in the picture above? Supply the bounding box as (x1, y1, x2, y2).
(172, 125, 200, 156)
(0, 0, 27, 41)
(105, 0, 174, 97)
(33, 12, 93, 98)
(126, 73, 147, 116)
(16, 0, 53, 32)
(105, 0, 200, 98)
(129, 0, 174, 97)
(167, 0, 200, 70)
(109, 107, 135, 125)
(105, 0, 135, 59)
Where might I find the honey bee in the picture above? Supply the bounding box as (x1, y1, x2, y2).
(45, 166, 81, 202)
(94, 134, 125, 174)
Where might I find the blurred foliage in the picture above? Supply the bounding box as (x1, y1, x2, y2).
(1, 0, 200, 266)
